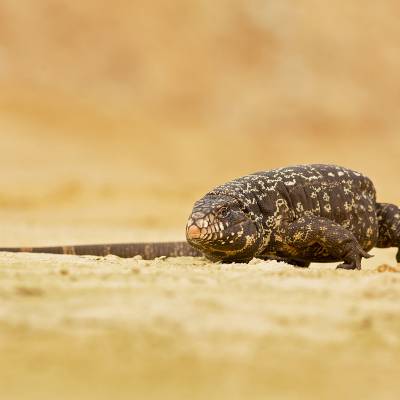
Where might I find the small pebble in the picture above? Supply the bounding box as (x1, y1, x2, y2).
(377, 264, 400, 273)
(59, 268, 69, 275)
(15, 286, 44, 297)
(131, 266, 141, 274)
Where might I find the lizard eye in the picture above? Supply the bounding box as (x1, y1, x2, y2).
(218, 207, 230, 218)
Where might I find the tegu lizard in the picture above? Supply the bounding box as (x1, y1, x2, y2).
(1, 165, 399, 270)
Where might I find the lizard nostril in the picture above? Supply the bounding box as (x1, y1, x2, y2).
(187, 225, 201, 240)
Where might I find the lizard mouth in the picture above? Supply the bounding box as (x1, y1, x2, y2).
(186, 218, 260, 256)
(186, 216, 248, 243)
(186, 224, 202, 240)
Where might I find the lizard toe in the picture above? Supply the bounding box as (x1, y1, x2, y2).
(336, 262, 358, 270)
(359, 247, 373, 259)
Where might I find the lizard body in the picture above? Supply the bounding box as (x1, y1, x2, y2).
(2, 164, 399, 270)
(185, 164, 400, 269)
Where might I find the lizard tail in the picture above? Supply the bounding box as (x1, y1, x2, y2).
(0, 241, 203, 259)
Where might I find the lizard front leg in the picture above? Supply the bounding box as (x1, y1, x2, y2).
(280, 215, 373, 270)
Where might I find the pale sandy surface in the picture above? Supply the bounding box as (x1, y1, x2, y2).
(1, 249, 400, 400)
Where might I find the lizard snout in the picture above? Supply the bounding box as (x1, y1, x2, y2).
(186, 225, 201, 240)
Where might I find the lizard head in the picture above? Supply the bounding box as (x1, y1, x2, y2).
(186, 194, 262, 262)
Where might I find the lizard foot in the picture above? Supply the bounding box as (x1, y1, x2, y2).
(336, 243, 373, 270)
(336, 262, 358, 270)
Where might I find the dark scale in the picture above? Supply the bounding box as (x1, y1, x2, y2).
(186, 164, 400, 269)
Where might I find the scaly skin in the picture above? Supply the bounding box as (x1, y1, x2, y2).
(0, 242, 202, 260)
(186, 164, 400, 269)
(1, 164, 399, 269)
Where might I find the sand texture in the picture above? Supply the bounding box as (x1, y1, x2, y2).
(1, 250, 400, 400)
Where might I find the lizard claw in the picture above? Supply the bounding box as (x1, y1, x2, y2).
(360, 249, 373, 259)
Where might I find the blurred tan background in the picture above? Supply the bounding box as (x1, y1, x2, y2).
(0, 1, 400, 243)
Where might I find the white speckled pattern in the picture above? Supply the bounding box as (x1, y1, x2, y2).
(186, 164, 400, 269)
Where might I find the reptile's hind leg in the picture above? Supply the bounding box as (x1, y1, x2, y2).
(281, 216, 372, 270)
(376, 203, 400, 262)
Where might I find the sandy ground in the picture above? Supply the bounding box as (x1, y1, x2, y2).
(1, 248, 400, 400)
